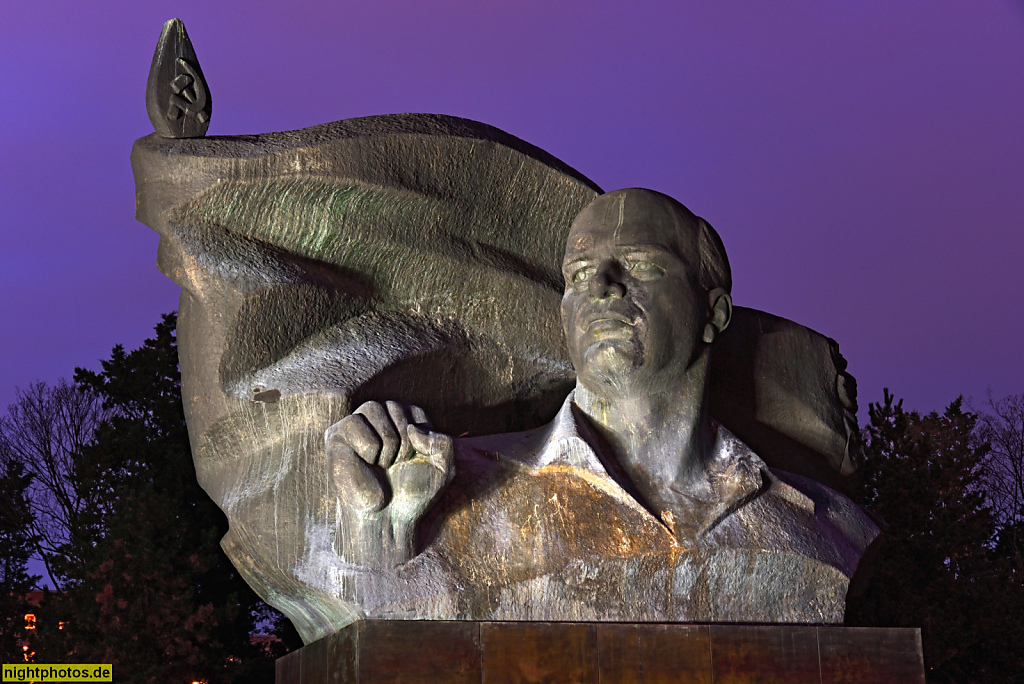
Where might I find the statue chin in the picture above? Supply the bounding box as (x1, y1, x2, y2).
(579, 347, 641, 384)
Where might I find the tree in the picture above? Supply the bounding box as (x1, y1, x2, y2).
(975, 392, 1024, 572)
(0, 455, 40, 663)
(847, 390, 1024, 682)
(32, 314, 298, 682)
(0, 380, 109, 589)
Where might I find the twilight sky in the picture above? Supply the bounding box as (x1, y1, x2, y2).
(2, 0, 1023, 419)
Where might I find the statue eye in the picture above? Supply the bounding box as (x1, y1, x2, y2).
(629, 261, 662, 278)
(571, 266, 595, 284)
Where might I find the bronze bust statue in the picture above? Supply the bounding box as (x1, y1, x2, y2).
(315, 189, 878, 631)
(133, 27, 877, 642)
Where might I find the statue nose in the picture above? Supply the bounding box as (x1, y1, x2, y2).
(589, 264, 626, 299)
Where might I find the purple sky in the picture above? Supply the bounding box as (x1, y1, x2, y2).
(2, 0, 1023, 421)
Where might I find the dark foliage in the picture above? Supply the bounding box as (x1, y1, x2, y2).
(976, 393, 1024, 575)
(0, 458, 40, 662)
(31, 314, 300, 683)
(0, 379, 108, 590)
(847, 390, 1024, 682)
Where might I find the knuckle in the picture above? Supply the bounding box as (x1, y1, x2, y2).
(355, 400, 385, 414)
(324, 422, 342, 441)
(385, 401, 411, 427)
(340, 412, 366, 431)
(355, 401, 390, 430)
(327, 414, 360, 443)
(366, 404, 397, 436)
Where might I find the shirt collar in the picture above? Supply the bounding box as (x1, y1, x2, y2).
(532, 390, 767, 539)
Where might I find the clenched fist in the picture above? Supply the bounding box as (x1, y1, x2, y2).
(325, 400, 454, 567)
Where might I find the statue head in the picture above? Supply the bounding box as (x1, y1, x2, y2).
(560, 188, 733, 397)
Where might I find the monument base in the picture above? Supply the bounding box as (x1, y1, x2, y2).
(276, 620, 924, 683)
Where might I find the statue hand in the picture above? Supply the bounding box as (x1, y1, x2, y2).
(325, 400, 454, 567)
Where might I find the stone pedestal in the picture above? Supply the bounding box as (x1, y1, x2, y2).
(276, 621, 924, 683)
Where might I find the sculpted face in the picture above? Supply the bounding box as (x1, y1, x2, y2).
(561, 189, 713, 395)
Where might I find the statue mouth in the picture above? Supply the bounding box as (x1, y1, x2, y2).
(583, 313, 637, 341)
(584, 310, 635, 329)
(587, 317, 633, 334)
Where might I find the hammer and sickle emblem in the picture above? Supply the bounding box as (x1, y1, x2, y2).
(167, 58, 209, 124)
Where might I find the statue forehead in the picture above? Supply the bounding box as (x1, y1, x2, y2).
(565, 189, 699, 258)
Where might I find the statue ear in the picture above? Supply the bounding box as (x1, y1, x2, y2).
(702, 288, 732, 343)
